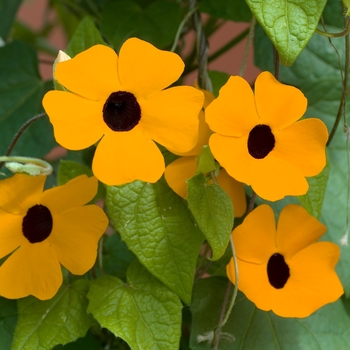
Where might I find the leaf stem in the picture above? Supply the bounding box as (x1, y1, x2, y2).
(327, 21, 350, 146)
(239, 16, 256, 77)
(0, 112, 47, 170)
(315, 18, 350, 38)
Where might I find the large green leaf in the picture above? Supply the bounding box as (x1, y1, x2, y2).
(101, 0, 182, 50)
(247, 0, 327, 66)
(255, 24, 350, 295)
(190, 277, 350, 349)
(0, 40, 56, 157)
(200, 0, 251, 22)
(11, 280, 93, 350)
(0, 0, 22, 40)
(187, 173, 233, 261)
(106, 178, 204, 304)
(0, 297, 17, 350)
(88, 261, 182, 350)
(65, 16, 107, 58)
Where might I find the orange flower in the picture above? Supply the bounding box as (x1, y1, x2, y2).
(0, 174, 108, 300)
(43, 38, 204, 186)
(206, 71, 328, 201)
(165, 90, 246, 217)
(227, 204, 343, 317)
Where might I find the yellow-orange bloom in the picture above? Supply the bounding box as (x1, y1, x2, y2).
(206, 71, 328, 201)
(0, 174, 108, 300)
(43, 38, 204, 186)
(227, 204, 343, 318)
(165, 89, 246, 217)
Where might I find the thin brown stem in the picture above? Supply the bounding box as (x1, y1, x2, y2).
(0, 112, 47, 170)
(273, 47, 280, 80)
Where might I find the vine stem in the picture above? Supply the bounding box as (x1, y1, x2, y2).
(0, 112, 47, 170)
(315, 17, 350, 38)
(239, 16, 256, 77)
(327, 24, 350, 146)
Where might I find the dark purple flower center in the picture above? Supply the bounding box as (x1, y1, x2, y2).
(247, 124, 275, 159)
(267, 253, 290, 289)
(102, 91, 141, 132)
(22, 205, 53, 243)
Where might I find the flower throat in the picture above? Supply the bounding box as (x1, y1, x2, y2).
(103, 91, 141, 131)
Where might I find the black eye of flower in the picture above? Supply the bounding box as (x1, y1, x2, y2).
(22, 204, 53, 243)
(102, 91, 141, 132)
(247, 124, 275, 159)
(267, 253, 290, 289)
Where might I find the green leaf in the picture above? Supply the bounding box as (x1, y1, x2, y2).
(247, 0, 327, 66)
(65, 16, 107, 58)
(101, 0, 182, 50)
(208, 70, 230, 97)
(255, 24, 350, 295)
(187, 173, 233, 261)
(0, 297, 18, 350)
(298, 156, 330, 219)
(190, 277, 350, 349)
(106, 178, 204, 304)
(0, 0, 22, 40)
(196, 145, 217, 174)
(0, 41, 56, 157)
(199, 0, 251, 22)
(88, 261, 182, 350)
(12, 280, 93, 350)
(102, 233, 136, 281)
(53, 330, 101, 350)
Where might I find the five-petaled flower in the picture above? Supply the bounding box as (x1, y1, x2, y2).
(165, 88, 246, 217)
(206, 71, 328, 201)
(0, 174, 108, 300)
(43, 38, 204, 186)
(227, 204, 343, 318)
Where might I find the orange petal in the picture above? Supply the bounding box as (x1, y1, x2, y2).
(164, 156, 197, 198)
(0, 209, 26, 258)
(43, 91, 106, 150)
(232, 205, 277, 264)
(0, 241, 62, 300)
(274, 118, 328, 176)
(54, 44, 122, 100)
(217, 168, 247, 218)
(249, 154, 309, 201)
(139, 86, 203, 153)
(0, 174, 45, 215)
(254, 71, 307, 129)
(118, 38, 184, 98)
(41, 175, 98, 214)
(92, 128, 165, 185)
(48, 205, 108, 275)
(276, 204, 326, 259)
(169, 110, 210, 157)
(209, 134, 254, 185)
(272, 242, 343, 317)
(227, 257, 273, 312)
(205, 76, 260, 137)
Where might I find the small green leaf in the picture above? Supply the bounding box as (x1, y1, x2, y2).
(187, 173, 233, 261)
(200, 0, 251, 22)
(0, 297, 18, 350)
(0, 41, 56, 158)
(196, 145, 217, 174)
(0, 0, 22, 40)
(88, 261, 182, 350)
(12, 280, 93, 350)
(101, 0, 182, 50)
(57, 160, 105, 200)
(190, 277, 350, 350)
(65, 16, 107, 58)
(246, 0, 327, 65)
(106, 178, 204, 304)
(208, 70, 230, 97)
(102, 233, 136, 281)
(298, 157, 330, 219)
